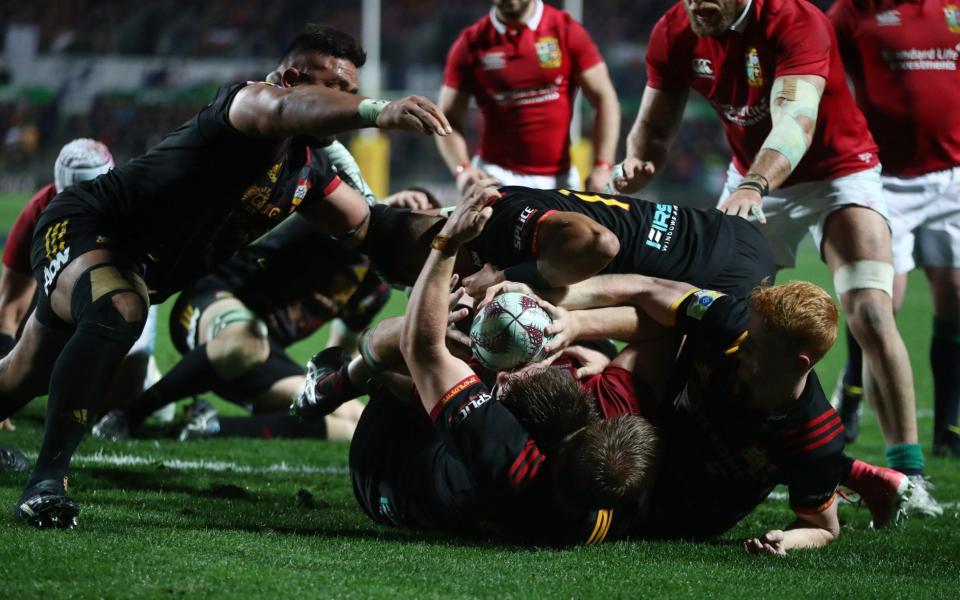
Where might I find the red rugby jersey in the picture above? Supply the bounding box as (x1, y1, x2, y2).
(2, 182, 57, 274)
(443, 1, 604, 175)
(646, 0, 879, 185)
(830, 0, 960, 177)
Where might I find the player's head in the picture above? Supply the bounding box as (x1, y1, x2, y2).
(739, 281, 839, 389)
(498, 367, 599, 452)
(271, 24, 365, 94)
(683, 0, 746, 37)
(551, 415, 661, 512)
(492, 0, 537, 23)
(54, 138, 114, 193)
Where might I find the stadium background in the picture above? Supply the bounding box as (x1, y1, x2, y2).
(0, 1, 957, 597)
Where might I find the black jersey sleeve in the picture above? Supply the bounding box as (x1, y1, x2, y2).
(195, 82, 256, 143)
(431, 375, 546, 492)
(781, 373, 847, 514)
(468, 190, 554, 269)
(674, 289, 751, 355)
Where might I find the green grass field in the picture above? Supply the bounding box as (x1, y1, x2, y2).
(0, 192, 957, 599)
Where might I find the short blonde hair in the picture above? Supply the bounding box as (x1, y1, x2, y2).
(749, 281, 839, 364)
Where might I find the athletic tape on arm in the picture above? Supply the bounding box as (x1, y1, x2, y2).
(833, 260, 894, 297)
(760, 77, 821, 171)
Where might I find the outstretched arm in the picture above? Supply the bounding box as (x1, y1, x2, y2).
(229, 83, 452, 140)
(744, 501, 840, 556)
(400, 187, 493, 415)
(615, 86, 688, 194)
(579, 63, 621, 192)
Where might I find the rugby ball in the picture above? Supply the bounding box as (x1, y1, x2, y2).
(470, 292, 553, 371)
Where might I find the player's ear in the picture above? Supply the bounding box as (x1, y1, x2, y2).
(279, 67, 303, 88)
(797, 352, 812, 372)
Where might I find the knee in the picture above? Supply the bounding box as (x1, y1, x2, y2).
(109, 291, 147, 324)
(844, 290, 896, 341)
(209, 327, 270, 374)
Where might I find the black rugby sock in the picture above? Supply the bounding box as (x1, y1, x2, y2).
(126, 345, 221, 428)
(217, 413, 328, 439)
(931, 318, 960, 439)
(30, 319, 140, 488)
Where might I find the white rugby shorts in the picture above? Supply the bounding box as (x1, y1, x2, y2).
(719, 163, 888, 268)
(473, 156, 581, 190)
(885, 166, 960, 274)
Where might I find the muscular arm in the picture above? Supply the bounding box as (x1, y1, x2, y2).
(720, 74, 826, 219)
(296, 183, 372, 244)
(534, 211, 620, 286)
(228, 83, 450, 140)
(579, 63, 621, 192)
(616, 86, 689, 193)
(544, 273, 696, 322)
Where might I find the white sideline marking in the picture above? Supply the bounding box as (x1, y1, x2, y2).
(29, 450, 349, 476)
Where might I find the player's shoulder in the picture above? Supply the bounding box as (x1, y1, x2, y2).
(779, 372, 845, 459)
(539, 3, 581, 30)
(650, 2, 698, 51)
(457, 12, 496, 45)
(761, 0, 830, 27)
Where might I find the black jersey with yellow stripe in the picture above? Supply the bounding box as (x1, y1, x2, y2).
(633, 289, 846, 540)
(467, 186, 736, 290)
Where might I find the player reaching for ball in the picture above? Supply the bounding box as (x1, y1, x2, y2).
(343, 188, 659, 545)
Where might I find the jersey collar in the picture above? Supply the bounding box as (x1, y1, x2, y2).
(730, 0, 754, 33)
(490, 0, 544, 35)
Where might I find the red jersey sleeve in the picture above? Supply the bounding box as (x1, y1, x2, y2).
(582, 366, 643, 419)
(565, 17, 604, 74)
(3, 183, 57, 273)
(443, 30, 474, 92)
(644, 17, 686, 91)
(767, 2, 832, 79)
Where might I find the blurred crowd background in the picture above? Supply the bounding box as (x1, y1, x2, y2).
(0, 0, 834, 201)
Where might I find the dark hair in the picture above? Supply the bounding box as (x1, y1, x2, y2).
(500, 368, 599, 453)
(552, 415, 660, 511)
(279, 24, 366, 69)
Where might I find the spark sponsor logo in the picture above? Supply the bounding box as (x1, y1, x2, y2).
(514, 206, 538, 250)
(482, 51, 507, 70)
(692, 57, 714, 79)
(43, 247, 71, 295)
(746, 47, 764, 87)
(454, 393, 493, 423)
(876, 9, 901, 26)
(644, 203, 678, 252)
(535, 37, 562, 68)
(881, 46, 960, 71)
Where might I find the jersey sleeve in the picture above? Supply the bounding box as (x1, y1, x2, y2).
(566, 17, 604, 74)
(645, 17, 687, 91)
(582, 366, 643, 419)
(767, 3, 832, 79)
(431, 375, 546, 491)
(3, 183, 56, 273)
(195, 82, 259, 143)
(306, 145, 342, 198)
(443, 31, 474, 92)
(674, 289, 751, 354)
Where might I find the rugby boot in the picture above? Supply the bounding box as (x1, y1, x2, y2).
(293, 347, 350, 421)
(14, 478, 79, 529)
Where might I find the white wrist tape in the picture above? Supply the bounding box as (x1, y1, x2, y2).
(760, 77, 821, 171)
(358, 98, 389, 127)
(833, 260, 894, 297)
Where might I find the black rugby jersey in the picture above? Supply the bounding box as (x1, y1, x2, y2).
(635, 290, 846, 540)
(41, 82, 341, 301)
(468, 186, 736, 289)
(192, 215, 387, 346)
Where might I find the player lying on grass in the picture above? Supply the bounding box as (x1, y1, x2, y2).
(0, 23, 452, 529)
(361, 179, 775, 301)
(0, 139, 163, 431)
(517, 274, 926, 545)
(347, 185, 659, 545)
